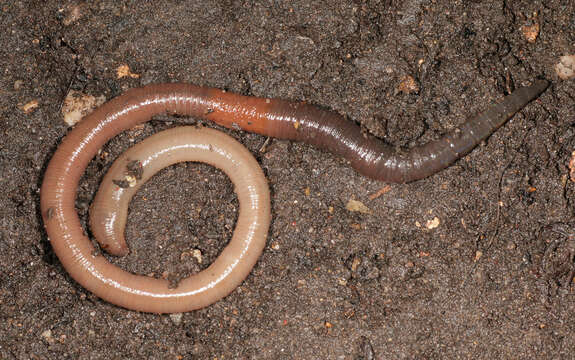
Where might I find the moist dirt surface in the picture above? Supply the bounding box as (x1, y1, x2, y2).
(2, 1, 575, 359)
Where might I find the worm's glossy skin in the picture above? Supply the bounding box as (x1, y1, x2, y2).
(41, 80, 547, 312)
(42, 127, 270, 313)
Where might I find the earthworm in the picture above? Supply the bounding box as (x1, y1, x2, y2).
(41, 79, 548, 312)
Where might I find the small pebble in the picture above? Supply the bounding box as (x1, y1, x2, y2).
(555, 55, 575, 80)
(116, 64, 140, 79)
(61, 90, 106, 126)
(350, 257, 361, 272)
(474, 250, 483, 262)
(20, 100, 39, 113)
(521, 22, 540, 43)
(59, 3, 86, 26)
(397, 75, 420, 94)
(192, 249, 202, 264)
(41, 329, 54, 344)
(346, 199, 370, 214)
(169, 313, 183, 326)
(425, 217, 440, 230)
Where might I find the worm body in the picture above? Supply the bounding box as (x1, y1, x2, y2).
(41, 80, 548, 312)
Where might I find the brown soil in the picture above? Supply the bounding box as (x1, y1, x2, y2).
(1, 1, 574, 359)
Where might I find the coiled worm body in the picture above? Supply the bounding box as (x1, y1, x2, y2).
(42, 126, 270, 313)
